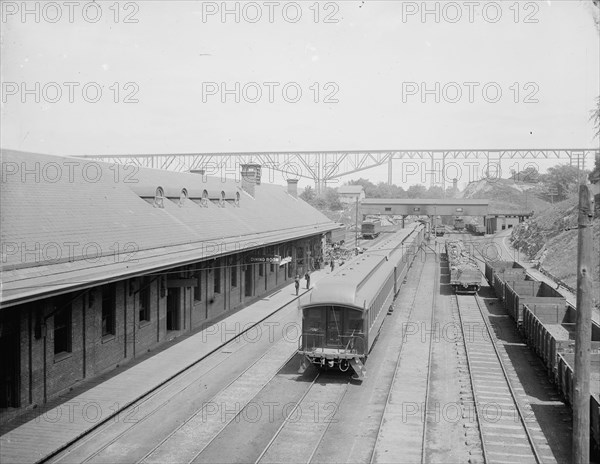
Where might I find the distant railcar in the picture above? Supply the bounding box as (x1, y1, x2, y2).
(328, 225, 346, 245)
(446, 240, 481, 294)
(298, 222, 425, 379)
(465, 222, 485, 235)
(434, 225, 446, 236)
(454, 217, 465, 230)
(361, 220, 381, 239)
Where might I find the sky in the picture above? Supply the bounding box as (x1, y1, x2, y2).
(1, 0, 599, 188)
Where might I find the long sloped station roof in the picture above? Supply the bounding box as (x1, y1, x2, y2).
(1, 149, 338, 308)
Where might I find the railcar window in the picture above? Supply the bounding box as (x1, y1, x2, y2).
(346, 310, 362, 332)
(304, 308, 324, 331)
(326, 307, 343, 345)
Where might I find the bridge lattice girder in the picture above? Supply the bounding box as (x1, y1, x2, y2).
(81, 149, 599, 192)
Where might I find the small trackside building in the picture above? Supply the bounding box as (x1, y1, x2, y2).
(0, 150, 338, 422)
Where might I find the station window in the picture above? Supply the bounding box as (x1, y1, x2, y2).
(259, 263, 264, 277)
(231, 261, 237, 287)
(194, 266, 202, 302)
(139, 278, 151, 322)
(214, 263, 221, 294)
(54, 299, 72, 355)
(102, 283, 116, 336)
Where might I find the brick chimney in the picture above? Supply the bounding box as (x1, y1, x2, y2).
(452, 178, 458, 190)
(240, 164, 261, 197)
(287, 179, 299, 198)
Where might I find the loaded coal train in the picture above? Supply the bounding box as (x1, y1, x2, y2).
(446, 240, 482, 294)
(486, 260, 600, 459)
(298, 222, 426, 380)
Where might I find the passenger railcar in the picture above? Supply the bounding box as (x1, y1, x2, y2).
(298, 222, 425, 379)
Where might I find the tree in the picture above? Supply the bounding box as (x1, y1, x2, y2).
(300, 186, 315, 203)
(406, 184, 427, 198)
(540, 164, 587, 201)
(324, 188, 342, 210)
(347, 178, 377, 197)
(425, 186, 445, 199)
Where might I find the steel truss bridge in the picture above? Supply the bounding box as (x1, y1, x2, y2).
(82, 149, 599, 193)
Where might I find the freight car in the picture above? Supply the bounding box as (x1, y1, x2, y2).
(328, 224, 347, 246)
(446, 240, 481, 294)
(487, 260, 600, 458)
(504, 280, 564, 327)
(465, 222, 486, 235)
(556, 353, 600, 458)
(484, 261, 526, 301)
(361, 220, 381, 239)
(298, 222, 425, 380)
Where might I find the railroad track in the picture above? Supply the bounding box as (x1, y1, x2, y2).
(454, 293, 545, 464)
(46, 295, 302, 464)
(137, 337, 298, 464)
(253, 373, 349, 464)
(369, 250, 437, 464)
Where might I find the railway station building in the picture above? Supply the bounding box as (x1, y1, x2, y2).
(0, 150, 338, 422)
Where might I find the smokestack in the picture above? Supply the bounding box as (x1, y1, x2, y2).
(453, 178, 458, 190)
(240, 164, 261, 197)
(287, 179, 299, 198)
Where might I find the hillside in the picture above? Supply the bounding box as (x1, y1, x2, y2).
(459, 178, 551, 214)
(510, 195, 600, 294)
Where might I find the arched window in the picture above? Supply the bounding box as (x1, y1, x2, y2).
(220, 191, 226, 207)
(201, 189, 209, 207)
(235, 191, 240, 207)
(155, 187, 165, 208)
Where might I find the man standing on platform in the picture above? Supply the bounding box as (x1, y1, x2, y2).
(305, 271, 311, 289)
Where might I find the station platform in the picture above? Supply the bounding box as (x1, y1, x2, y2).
(0, 269, 329, 464)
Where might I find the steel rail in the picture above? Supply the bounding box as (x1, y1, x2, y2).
(368, 253, 428, 464)
(455, 293, 543, 464)
(135, 341, 298, 464)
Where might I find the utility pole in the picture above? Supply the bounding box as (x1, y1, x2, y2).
(572, 183, 596, 464)
(355, 197, 359, 249)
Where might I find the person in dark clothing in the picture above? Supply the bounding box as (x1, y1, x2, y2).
(294, 275, 300, 295)
(305, 272, 311, 289)
(330, 260, 334, 272)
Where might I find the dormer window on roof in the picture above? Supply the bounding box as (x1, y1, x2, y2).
(179, 188, 188, 206)
(155, 187, 165, 209)
(201, 189, 209, 207)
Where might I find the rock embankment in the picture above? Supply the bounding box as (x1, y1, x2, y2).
(510, 196, 599, 297)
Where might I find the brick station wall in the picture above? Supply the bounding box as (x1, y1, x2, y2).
(2, 235, 322, 421)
